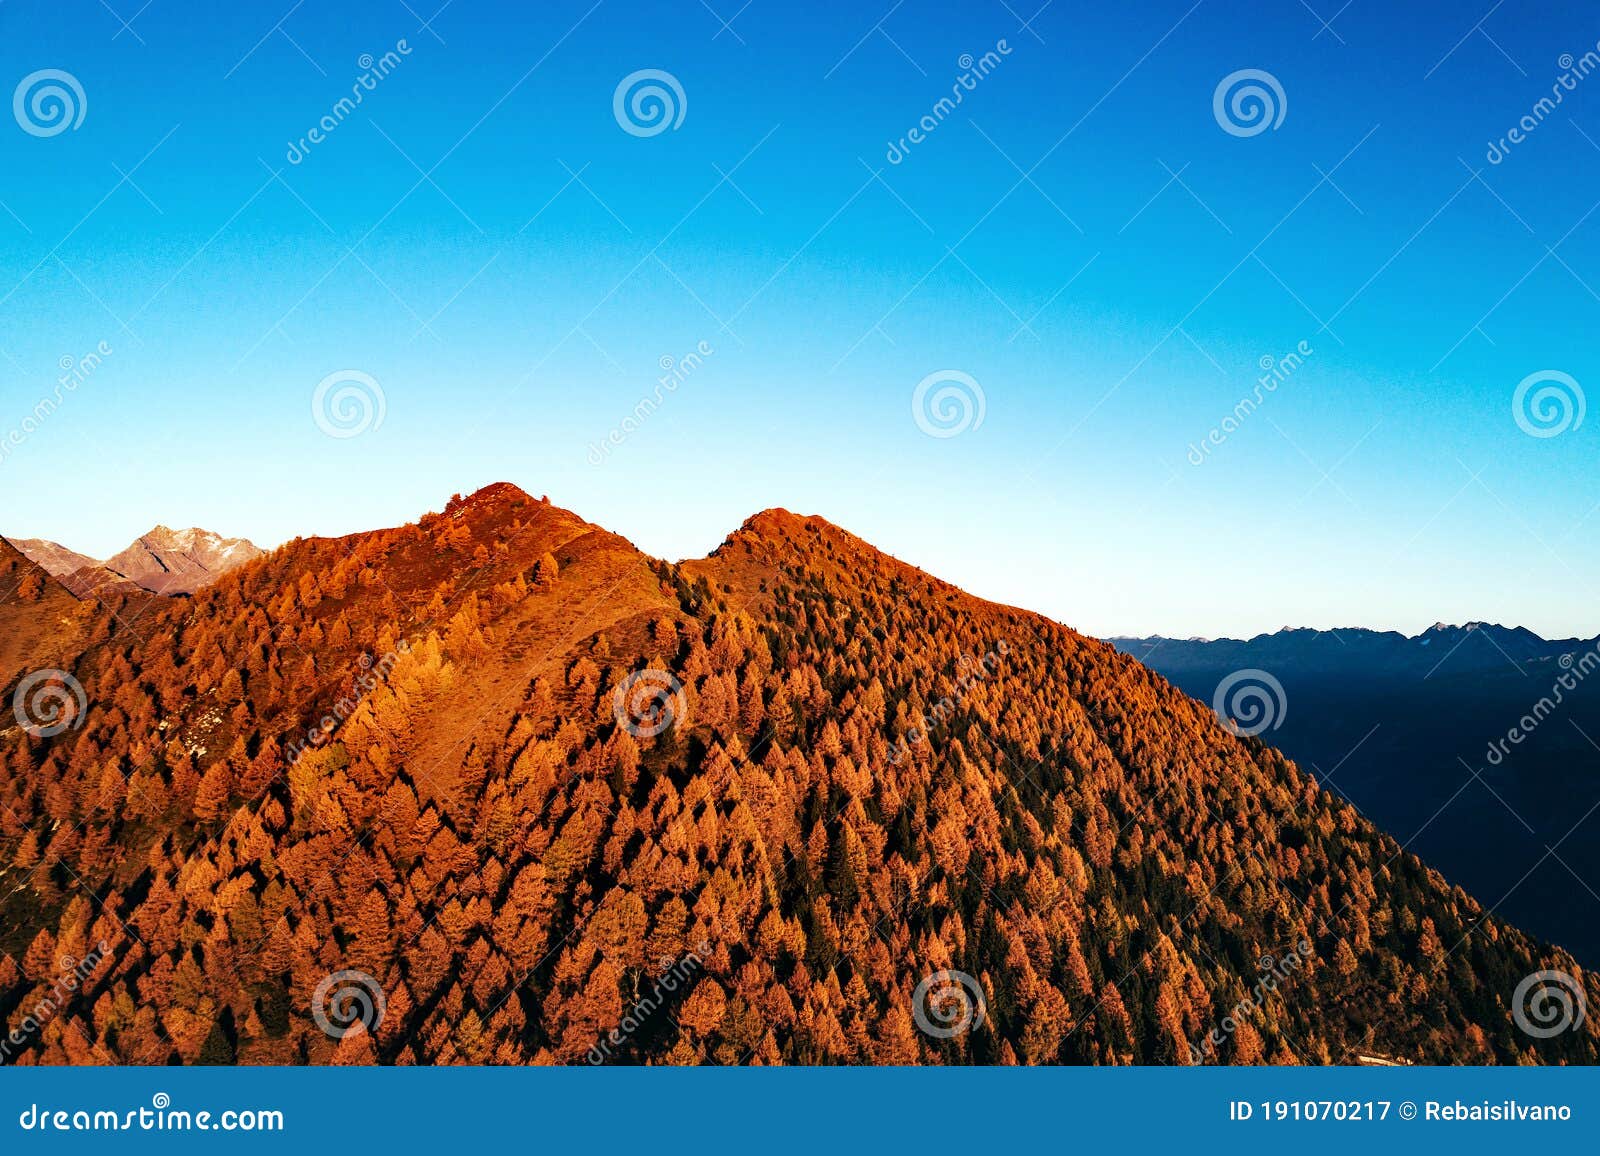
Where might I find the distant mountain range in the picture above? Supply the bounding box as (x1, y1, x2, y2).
(1, 483, 1591, 1065)
(1113, 623, 1593, 680)
(1110, 624, 1600, 966)
(7, 525, 263, 598)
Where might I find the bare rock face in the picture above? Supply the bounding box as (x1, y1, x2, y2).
(101, 526, 264, 595)
(8, 527, 264, 598)
(8, 537, 100, 577)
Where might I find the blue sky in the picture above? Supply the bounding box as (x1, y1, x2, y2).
(2, 0, 1600, 638)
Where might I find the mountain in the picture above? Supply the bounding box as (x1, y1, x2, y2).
(8, 538, 100, 577)
(1110, 626, 1600, 966)
(100, 525, 264, 596)
(5, 526, 263, 600)
(56, 566, 152, 602)
(1113, 623, 1589, 681)
(0, 540, 100, 689)
(1, 484, 1595, 1066)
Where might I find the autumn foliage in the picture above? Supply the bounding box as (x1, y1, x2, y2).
(0, 483, 1595, 1065)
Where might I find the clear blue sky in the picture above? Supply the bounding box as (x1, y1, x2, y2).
(2, 0, 1599, 639)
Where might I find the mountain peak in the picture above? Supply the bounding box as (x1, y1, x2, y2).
(140, 525, 222, 550)
(739, 507, 819, 536)
(103, 525, 264, 596)
(724, 509, 908, 570)
(712, 509, 853, 562)
(444, 482, 537, 517)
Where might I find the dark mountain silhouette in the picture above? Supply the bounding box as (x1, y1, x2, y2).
(1115, 623, 1587, 680)
(1, 485, 1594, 1066)
(1111, 627, 1600, 966)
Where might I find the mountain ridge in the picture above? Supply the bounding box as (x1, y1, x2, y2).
(5, 538, 99, 577)
(1, 482, 1595, 1066)
(1107, 624, 1600, 966)
(1110, 622, 1593, 680)
(1112, 622, 1591, 649)
(6, 525, 264, 598)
